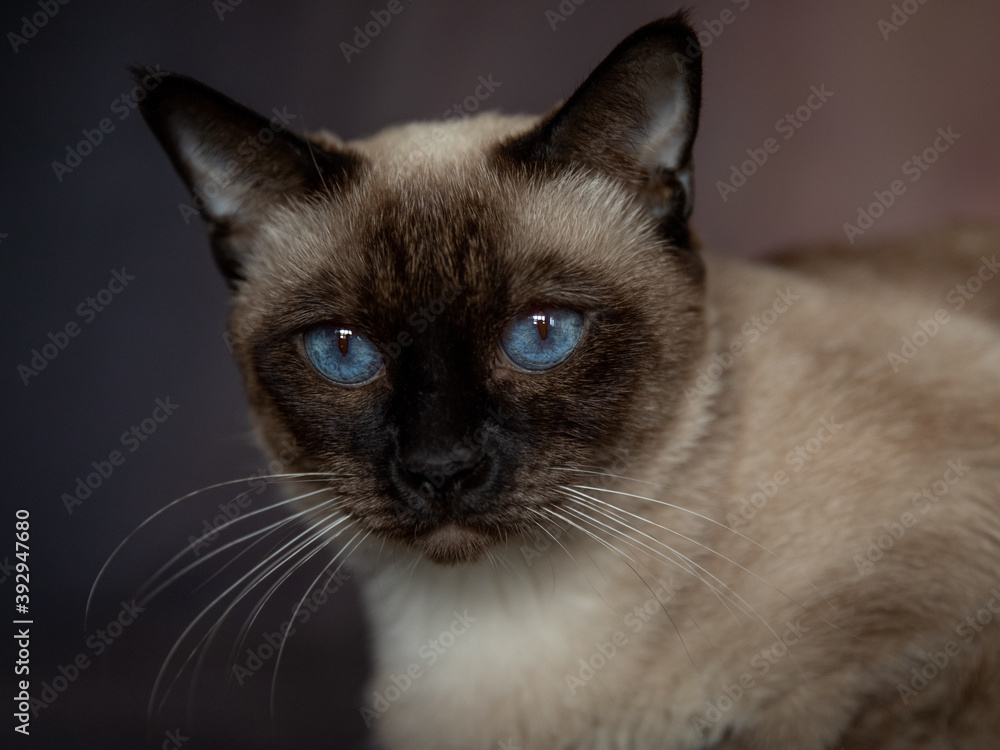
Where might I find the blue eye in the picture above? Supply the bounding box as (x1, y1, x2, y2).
(501, 309, 584, 371)
(304, 326, 384, 385)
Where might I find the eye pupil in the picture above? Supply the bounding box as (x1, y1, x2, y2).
(534, 314, 549, 341)
(337, 330, 351, 356)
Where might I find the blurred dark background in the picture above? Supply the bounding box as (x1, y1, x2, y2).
(2, 0, 999, 748)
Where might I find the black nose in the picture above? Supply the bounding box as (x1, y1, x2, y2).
(396, 443, 491, 502)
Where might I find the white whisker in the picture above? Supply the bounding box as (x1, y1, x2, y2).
(561, 496, 798, 658)
(137, 490, 341, 604)
(566, 482, 779, 558)
(534, 507, 640, 568)
(170, 513, 354, 715)
(564, 487, 765, 584)
(560, 496, 741, 623)
(269, 528, 371, 718)
(565, 487, 829, 630)
(86, 472, 349, 628)
(189, 512, 355, 713)
(149, 511, 353, 718)
(230, 512, 356, 658)
(536, 506, 698, 668)
(193, 499, 352, 595)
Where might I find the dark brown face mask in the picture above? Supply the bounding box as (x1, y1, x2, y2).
(136, 15, 706, 564)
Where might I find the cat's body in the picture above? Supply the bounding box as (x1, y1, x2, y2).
(354, 227, 1000, 750)
(136, 15, 1000, 750)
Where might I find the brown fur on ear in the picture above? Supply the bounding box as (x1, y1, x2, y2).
(498, 14, 702, 230)
(133, 68, 361, 285)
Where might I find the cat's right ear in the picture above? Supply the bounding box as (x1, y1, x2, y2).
(499, 14, 702, 242)
(134, 68, 359, 287)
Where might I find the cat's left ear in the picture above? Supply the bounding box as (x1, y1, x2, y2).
(501, 14, 702, 230)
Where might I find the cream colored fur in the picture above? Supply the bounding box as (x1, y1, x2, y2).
(334, 174, 1000, 748)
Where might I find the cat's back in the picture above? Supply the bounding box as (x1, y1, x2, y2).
(766, 221, 1000, 322)
(703, 222, 1000, 513)
(699, 227, 1000, 748)
(705, 222, 1000, 417)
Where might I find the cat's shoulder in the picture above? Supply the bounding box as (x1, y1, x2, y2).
(701, 223, 1000, 476)
(763, 221, 1000, 322)
(704, 221, 1000, 349)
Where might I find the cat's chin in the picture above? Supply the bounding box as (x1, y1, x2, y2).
(416, 523, 493, 565)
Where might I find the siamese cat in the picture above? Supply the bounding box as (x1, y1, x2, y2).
(134, 13, 1000, 750)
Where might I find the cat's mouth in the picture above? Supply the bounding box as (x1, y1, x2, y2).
(415, 522, 494, 565)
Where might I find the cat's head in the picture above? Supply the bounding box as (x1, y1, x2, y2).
(138, 16, 705, 564)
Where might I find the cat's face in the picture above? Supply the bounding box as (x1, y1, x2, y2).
(139, 16, 705, 563)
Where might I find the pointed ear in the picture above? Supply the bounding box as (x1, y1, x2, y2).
(133, 67, 360, 286)
(501, 14, 702, 233)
